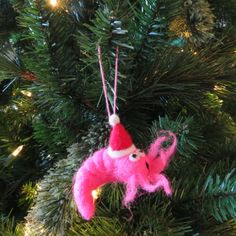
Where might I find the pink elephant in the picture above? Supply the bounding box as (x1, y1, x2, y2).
(73, 115, 177, 220)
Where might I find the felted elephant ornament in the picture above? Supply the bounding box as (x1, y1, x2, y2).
(73, 114, 177, 220)
(72, 46, 177, 220)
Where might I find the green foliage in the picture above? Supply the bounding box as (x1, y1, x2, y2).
(172, 162, 236, 223)
(204, 169, 236, 222)
(32, 111, 77, 154)
(0, 0, 16, 36)
(150, 115, 203, 158)
(1, 0, 236, 235)
(0, 54, 20, 81)
(18, 182, 38, 208)
(199, 219, 236, 235)
(125, 197, 193, 236)
(24, 121, 109, 236)
(15, 0, 84, 154)
(199, 93, 236, 159)
(0, 88, 41, 215)
(210, 0, 236, 27)
(0, 90, 34, 159)
(0, 214, 23, 236)
(24, 143, 81, 236)
(46, 11, 79, 75)
(0, 42, 22, 82)
(69, 217, 124, 236)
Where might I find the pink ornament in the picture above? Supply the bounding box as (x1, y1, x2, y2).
(73, 116, 177, 220)
(73, 46, 177, 220)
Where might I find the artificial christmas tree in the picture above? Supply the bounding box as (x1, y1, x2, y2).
(0, 0, 16, 34)
(0, 0, 236, 235)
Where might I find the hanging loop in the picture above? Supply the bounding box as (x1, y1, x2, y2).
(97, 46, 119, 119)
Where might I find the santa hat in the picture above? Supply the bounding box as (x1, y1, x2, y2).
(107, 114, 136, 158)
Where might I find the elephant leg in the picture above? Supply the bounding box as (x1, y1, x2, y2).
(141, 178, 163, 193)
(156, 174, 172, 195)
(123, 176, 138, 206)
(141, 174, 172, 195)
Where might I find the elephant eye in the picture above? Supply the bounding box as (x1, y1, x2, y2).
(129, 153, 140, 162)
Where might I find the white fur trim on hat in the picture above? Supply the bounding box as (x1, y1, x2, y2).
(107, 144, 136, 158)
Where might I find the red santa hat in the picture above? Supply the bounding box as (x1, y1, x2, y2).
(107, 114, 136, 158)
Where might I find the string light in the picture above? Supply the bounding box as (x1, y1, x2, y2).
(12, 145, 24, 157)
(193, 52, 197, 55)
(92, 188, 102, 201)
(49, 0, 58, 7)
(183, 31, 191, 38)
(21, 90, 32, 97)
(214, 84, 226, 92)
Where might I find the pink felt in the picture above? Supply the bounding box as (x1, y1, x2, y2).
(147, 131, 177, 178)
(73, 131, 177, 220)
(97, 46, 119, 117)
(109, 123, 133, 150)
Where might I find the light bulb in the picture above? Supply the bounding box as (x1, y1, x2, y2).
(12, 145, 24, 157)
(21, 90, 32, 97)
(92, 188, 102, 200)
(49, 0, 58, 7)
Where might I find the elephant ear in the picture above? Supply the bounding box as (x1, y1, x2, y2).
(147, 131, 177, 171)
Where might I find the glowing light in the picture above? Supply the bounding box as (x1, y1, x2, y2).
(49, 0, 58, 7)
(183, 31, 191, 38)
(37, 184, 42, 191)
(12, 145, 24, 157)
(21, 90, 32, 97)
(92, 188, 102, 200)
(180, 49, 184, 52)
(193, 52, 197, 55)
(12, 104, 18, 110)
(214, 84, 226, 92)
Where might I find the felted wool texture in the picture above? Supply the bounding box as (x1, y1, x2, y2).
(109, 123, 133, 150)
(73, 131, 177, 220)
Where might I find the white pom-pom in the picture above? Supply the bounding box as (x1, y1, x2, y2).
(109, 114, 120, 126)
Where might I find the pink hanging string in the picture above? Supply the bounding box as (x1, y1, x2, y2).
(97, 46, 119, 118)
(97, 46, 111, 117)
(113, 46, 119, 114)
